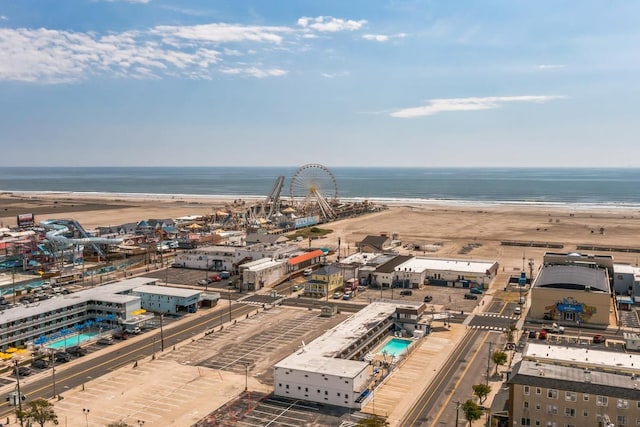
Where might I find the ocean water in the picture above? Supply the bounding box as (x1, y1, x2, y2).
(1, 167, 639, 209)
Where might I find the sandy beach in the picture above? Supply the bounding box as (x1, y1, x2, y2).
(2, 192, 640, 271)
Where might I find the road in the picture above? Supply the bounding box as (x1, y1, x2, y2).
(0, 302, 256, 420)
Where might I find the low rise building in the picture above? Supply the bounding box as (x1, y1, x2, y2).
(240, 258, 287, 291)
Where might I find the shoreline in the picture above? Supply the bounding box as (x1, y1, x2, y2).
(3, 190, 640, 212)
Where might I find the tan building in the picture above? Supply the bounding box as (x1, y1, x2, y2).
(304, 264, 343, 298)
(509, 343, 640, 427)
(529, 255, 612, 326)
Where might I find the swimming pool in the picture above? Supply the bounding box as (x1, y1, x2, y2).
(377, 338, 412, 357)
(46, 332, 99, 350)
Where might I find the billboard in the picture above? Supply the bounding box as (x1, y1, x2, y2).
(294, 216, 319, 229)
(17, 213, 35, 227)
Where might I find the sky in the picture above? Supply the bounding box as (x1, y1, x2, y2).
(1, 0, 639, 167)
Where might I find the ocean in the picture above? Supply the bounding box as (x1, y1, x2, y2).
(1, 167, 639, 209)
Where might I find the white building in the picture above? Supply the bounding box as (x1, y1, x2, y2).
(393, 256, 499, 288)
(273, 302, 397, 409)
(240, 258, 287, 291)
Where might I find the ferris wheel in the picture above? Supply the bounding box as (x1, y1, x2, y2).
(289, 163, 338, 220)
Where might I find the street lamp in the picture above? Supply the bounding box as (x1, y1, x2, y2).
(454, 401, 461, 426)
(82, 408, 90, 427)
(244, 362, 249, 391)
(50, 349, 57, 399)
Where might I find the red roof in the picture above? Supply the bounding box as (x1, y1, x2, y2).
(288, 249, 324, 266)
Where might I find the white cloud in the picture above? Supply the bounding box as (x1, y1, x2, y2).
(390, 95, 565, 118)
(0, 21, 295, 83)
(321, 71, 350, 78)
(297, 16, 367, 33)
(220, 67, 287, 78)
(0, 16, 7, 21)
(537, 64, 566, 70)
(362, 33, 406, 42)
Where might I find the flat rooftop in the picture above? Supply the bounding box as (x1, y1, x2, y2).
(274, 302, 398, 378)
(134, 284, 201, 298)
(397, 257, 496, 274)
(534, 264, 609, 292)
(524, 342, 640, 374)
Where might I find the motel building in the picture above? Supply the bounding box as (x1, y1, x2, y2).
(0, 277, 201, 351)
(273, 301, 431, 409)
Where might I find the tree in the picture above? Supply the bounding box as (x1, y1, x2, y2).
(356, 414, 390, 427)
(461, 399, 483, 427)
(472, 383, 492, 404)
(492, 350, 508, 376)
(16, 398, 59, 427)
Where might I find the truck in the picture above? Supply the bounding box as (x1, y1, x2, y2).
(542, 323, 565, 334)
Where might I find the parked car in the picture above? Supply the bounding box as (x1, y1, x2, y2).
(127, 327, 142, 335)
(97, 337, 114, 346)
(527, 330, 537, 339)
(67, 346, 87, 357)
(400, 289, 413, 296)
(538, 330, 548, 340)
(469, 287, 483, 294)
(303, 268, 313, 276)
(209, 274, 221, 282)
(514, 306, 522, 315)
(171, 263, 184, 268)
(423, 295, 433, 303)
(333, 292, 344, 299)
(198, 279, 210, 286)
(464, 293, 478, 300)
(16, 366, 32, 377)
(593, 334, 607, 344)
(54, 352, 70, 363)
(219, 271, 231, 279)
(112, 332, 129, 340)
(31, 358, 50, 369)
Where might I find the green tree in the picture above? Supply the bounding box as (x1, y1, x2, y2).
(16, 398, 59, 427)
(461, 399, 483, 427)
(472, 383, 492, 404)
(356, 414, 390, 426)
(492, 350, 508, 376)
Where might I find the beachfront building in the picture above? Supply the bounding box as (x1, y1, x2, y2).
(240, 258, 287, 291)
(371, 255, 414, 288)
(388, 257, 499, 289)
(273, 302, 398, 409)
(0, 277, 201, 350)
(357, 235, 395, 253)
(174, 242, 300, 273)
(337, 252, 397, 287)
(303, 264, 343, 298)
(529, 253, 612, 326)
(508, 342, 640, 427)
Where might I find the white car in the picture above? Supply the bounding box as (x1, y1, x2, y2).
(303, 268, 313, 276)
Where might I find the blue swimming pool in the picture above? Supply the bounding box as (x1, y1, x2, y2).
(46, 332, 99, 350)
(377, 338, 411, 357)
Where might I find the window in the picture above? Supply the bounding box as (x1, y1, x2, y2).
(565, 391, 576, 402)
(564, 407, 575, 417)
(524, 401, 529, 409)
(521, 418, 531, 426)
(535, 422, 540, 427)
(596, 395, 608, 407)
(536, 388, 542, 395)
(635, 418, 640, 426)
(536, 404, 541, 410)
(285, 385, 289, 389)
(524, 386, 530, 395)
(583, 410, 588, 417)
(548, 389, 558, 399)
(618, 399, 629, 409)
(617, 415, 628, 426)
(547, 405, 558, 415)
(583, 394, 589, 401)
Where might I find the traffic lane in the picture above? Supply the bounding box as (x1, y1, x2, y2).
(0, 304, 255, 417)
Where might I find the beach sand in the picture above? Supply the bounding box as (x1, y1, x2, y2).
(2, 192, 640, 271)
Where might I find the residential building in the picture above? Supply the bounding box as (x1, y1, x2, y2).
(304, 264, 343, 298)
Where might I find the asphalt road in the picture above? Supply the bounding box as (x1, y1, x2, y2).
(0, 302, 256, 420)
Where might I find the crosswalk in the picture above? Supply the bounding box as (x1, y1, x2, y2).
(466, 312, 518, 332)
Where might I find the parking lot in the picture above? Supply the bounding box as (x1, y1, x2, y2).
(143, 266, 238, 290)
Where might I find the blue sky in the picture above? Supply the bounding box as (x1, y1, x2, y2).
(1, 0, 638, 167)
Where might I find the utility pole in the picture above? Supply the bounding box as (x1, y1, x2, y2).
(455, 401, 461, 426)
(14, 360, 24, 427)
(486, 342, 493, 385)
(159, 313, 165, 352)
(228, 292, 232, 323)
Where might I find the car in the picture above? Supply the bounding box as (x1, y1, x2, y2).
(400, 289, 413, 296)
(593, 334, 607, 344)
(171, 263, 183, 268)
(303, 268, 313, 276)
(15, 366, 32, 377)
(198, 279, 210, 286)
(219, 271, 231, 279)
(112, 332, 129, 340)
(209, 274, 221, 282)
(127, 327, 141, 335)
(292, 284, 303, 292)
(97, 337, 114, 346)
(527, 330, 537, 339)
(538, 330, 548, 340)
(514, 306, 522, 315)
(423, 295, 433, 303)
(333, 292, 344, 299)
(54, 352, 70, 363)
(469, 287, 483, 294)
(31, 359, 50, 369)
(343, 292, 352, 300)
(464, 293, 478, 300)
(66, 346, 87, 357)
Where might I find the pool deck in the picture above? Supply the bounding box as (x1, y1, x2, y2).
(361, 323, 467, 425)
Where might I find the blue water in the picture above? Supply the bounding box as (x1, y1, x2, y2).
(1, 167, 640, 208)
(46, 332, 98, 350)
(378, 338, 411, 357)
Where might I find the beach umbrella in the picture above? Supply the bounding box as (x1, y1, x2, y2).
(5, 347, 18, 353)
(0, 353, 11, 360)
